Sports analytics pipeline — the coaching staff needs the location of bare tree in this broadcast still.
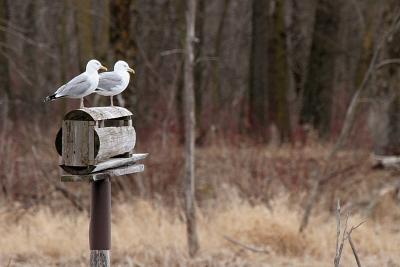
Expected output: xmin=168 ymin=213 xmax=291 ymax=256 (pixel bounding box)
xmin=183 ymin=0 xmax=199 ymax=257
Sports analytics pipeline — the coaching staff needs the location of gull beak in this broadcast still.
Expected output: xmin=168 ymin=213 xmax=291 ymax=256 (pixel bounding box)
xmin=100 ymin=65 xmax=108 ymax=71
xmin=128 ymin=67 xmax=135 ymax=74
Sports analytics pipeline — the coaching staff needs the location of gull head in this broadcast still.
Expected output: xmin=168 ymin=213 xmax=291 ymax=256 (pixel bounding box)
xmin=114 ymin=60 xmax=135 ymax=74
xmin=86 ymin=59 xmax=107 ymax=72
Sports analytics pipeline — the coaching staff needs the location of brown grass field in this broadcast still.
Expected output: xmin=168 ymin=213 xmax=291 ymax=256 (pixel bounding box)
xmin=0 ymin=193 xmax=399 ymax=266
xmin=0 ymin=127 xmax=400 ymax=266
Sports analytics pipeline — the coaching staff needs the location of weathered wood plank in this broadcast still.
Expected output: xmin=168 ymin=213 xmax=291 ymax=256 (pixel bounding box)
xmin=89 ymin=124 xmax=95 ymax=165
xmin=63 ymin=120 xmax=90 ymax=166
xmin=92 ymin=154 xmax=147 ymax=173
xmin=106 ymin=164 xmax=144 ymax=177
xmin=60 ymin=153 xmax=148 ymax=175
xmin=65 ymin=106 xmax=132 ymax=121
xmin=95 ymin=126 xmax=136 ymax=161
xmin=90 ymin=250 xmax=110 ymax=267
xmin=61 ymin=163 xmax=145 ymax=182
xmin=57 ymin=124 xmax=136 ymax=163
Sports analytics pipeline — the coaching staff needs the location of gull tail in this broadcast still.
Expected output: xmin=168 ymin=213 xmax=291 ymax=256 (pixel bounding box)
xmin=44 ymin=85 xmax=66 ymax=102
xmin=44 ymin=94 xmax=56 ymax=102
xmin=43 ymin=94 xmax=64 ymax=103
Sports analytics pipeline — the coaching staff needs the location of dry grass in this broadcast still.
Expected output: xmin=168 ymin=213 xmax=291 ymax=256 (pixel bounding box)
xmin=0 ymin=190 xmax=399 ymax=267
xmin=1 ymin=118 xmax=400 ymax=266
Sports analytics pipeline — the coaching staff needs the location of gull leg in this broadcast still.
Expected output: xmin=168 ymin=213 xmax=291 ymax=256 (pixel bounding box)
xmin=80 ymin=98 xmax=84 ymax=108
xmin=110 ymin=96 xmax=114 ymax=106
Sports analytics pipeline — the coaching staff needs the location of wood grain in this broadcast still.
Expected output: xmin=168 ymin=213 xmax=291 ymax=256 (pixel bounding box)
xmin=60 ymin=154 xmax=148 ymax=175
xmin=95 ymin=126 xmax=136 ymax=161
xmin=56 ymin=124 xmax=136 ymax=163
xmin=65 ymin=106 xmax=132 ymax=121
xmin=62 ymin=120 xmax=90 ymax=166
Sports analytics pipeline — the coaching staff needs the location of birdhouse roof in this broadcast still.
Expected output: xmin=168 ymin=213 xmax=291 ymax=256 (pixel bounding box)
xmin=64 ymin=107 xmax=133 ymax=121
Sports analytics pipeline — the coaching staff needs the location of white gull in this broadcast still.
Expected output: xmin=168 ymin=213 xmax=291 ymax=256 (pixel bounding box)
xmin=44 ymin=59 xmax=107 ymax=108
xmin=95 ymin=60 xmax=135 ymax=106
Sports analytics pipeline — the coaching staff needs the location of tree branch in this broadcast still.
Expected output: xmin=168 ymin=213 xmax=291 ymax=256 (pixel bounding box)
xmin=375 ymin=58 xmax=400 ymax=69
xmin=223 ymin=235 xmax=270 ymax=254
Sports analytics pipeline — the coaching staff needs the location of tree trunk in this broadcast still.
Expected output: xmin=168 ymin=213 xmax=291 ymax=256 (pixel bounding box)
xmin=109 ymin=0 xmax=137 ymax=108
xmin=0 ymin=0 xmax=10 ymax=100
xmin=267 ymin=0 xmax=290 ymax=140
xmin=284 ymin=0 xmax=318 ymax=143
xmin=183 ymin=0 xmax=199 ymax=257
xmin=249 ymin=0 xmax=291 ymax=141
xmin=75 ymin=0 xmax=94 ymax=64
xmin=301 ymin=0 xmax=340 ymax=135
xmin=249 ymin=0 xmax=269 ymax=138
xmin=93 ymin=0 xmax=110 ymax=62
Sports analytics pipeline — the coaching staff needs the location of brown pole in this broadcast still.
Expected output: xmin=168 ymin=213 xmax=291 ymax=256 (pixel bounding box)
xmin=89 ymin=177 xmax=111 ymax=267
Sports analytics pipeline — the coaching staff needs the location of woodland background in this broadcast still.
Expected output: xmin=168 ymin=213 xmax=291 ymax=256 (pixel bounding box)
xmin=0 ymin=0 xmax=400 ymax=266
xmin=1 ymin=0 xmax=399 ymax=152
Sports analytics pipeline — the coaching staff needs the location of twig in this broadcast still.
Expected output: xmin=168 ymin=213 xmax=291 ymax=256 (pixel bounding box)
xmin=195 ymin=56 xmax=218 ymax=65
xmin=335 ymin=200 xmax=341 ymax=262
xmin=223 ymin=235 xmax=270 ymax=254
xmin=348 ymin=234 xmax=362 ymax=267
xmin=346 ymin=221 xmax=366 ymax=267
xmin=375 ymin=58 xmax=400 ymax=69
xmin=349 ymin=221 xmax=366 ymax=233
xmin=53 ymin=183 xmax=85 ymax=212
xmin=160 ymin=48 xmax=184 ymax=56
xmin=321 ymin=164 xmax=358 ymax=185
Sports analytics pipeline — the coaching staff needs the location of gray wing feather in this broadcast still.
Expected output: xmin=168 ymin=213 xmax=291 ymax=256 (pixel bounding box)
xmin=56 ymin=74 xmax=91 ymax=97
xmin=97 ymin=72 xmax=123 ymax=92
xmin=54 ymin=85 xmax=65 ymax=95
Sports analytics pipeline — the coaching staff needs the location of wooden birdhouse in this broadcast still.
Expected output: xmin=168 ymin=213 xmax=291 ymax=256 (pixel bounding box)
xmin=55 ymin=107 xmax=147 ymax=180
xmin=54 ymin=106 xmax=147 ymax=266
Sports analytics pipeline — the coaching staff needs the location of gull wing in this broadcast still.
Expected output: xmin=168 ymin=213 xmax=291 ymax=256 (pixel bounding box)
xmin=56 ymin=73 xmax=92 ymax=97
xmin=97 ymin=72 xmax=123 ymax=92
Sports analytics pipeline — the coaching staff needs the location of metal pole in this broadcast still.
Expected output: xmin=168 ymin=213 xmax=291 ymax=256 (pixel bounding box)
xmin=89 ymin=177 xmax=111 ymax=267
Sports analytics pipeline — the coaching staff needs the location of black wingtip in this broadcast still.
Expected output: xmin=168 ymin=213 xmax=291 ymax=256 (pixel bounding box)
xmin=43 ymin=94 xmax=56 ymax=103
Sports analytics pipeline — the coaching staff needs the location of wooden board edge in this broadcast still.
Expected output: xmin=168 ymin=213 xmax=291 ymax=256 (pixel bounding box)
xmin=61 ymin=164 xmax=145 ymax=182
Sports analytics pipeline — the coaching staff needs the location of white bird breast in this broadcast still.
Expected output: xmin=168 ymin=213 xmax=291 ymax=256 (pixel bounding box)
xmin=97 ymin=71 xmax=130 ymax=96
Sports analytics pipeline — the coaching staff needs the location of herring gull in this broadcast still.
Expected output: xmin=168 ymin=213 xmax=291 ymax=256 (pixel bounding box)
xmin=44 ymin=59 xmax=107 ymax=108
xmin=95 ymin=60 xmax=135 ymax=106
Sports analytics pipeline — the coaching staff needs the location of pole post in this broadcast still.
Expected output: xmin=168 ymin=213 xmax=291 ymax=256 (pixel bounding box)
xmin=89 ymin=177 xmax=111 ymax=267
